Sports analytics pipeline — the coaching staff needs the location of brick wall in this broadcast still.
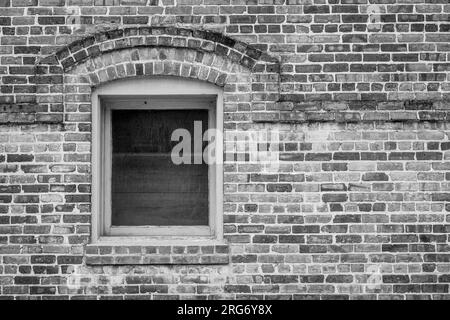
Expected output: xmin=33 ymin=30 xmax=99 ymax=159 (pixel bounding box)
xmin=0 ymin=0 xmax=450 ymax=300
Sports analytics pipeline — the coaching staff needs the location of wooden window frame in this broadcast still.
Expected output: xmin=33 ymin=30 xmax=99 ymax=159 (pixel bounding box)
xmin=91 ymin=77 xmax=224 ymax=244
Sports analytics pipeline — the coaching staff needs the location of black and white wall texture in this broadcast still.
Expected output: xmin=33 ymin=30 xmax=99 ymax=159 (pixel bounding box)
xmin=0 ymin=0 xmax=450 ymax=300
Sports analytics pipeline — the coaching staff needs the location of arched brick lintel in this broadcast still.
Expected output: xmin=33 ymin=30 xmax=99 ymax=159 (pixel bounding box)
xmin=33 ymin=28 xmax=282 ymax=124
xmin=40 ymin=27 xmax=280 ymax=74
xmin=64 ymin=46 xmax=251 ymax=92
xmin=61 ymin=45 xmax=281 ymax=116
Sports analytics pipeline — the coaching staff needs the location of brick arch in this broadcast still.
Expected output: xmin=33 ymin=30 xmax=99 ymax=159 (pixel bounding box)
xmin=60 ymin=45 xmax=256 ymax=114
xmin=40 ymin=27 xmax=279 ymax=74
xmin=33 ymin=27 xmax=282 ymax=123
xmin=67 ymin=46 xmax=242 ymax=89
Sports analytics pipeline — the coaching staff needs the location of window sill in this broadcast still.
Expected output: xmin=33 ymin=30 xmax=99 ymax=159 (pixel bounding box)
xmin=84 ymin=243 xmax=229 ymax=266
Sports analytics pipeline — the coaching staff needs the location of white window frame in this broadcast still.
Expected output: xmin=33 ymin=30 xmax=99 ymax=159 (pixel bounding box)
xmin=91 ymin=77 xmax=224 ymax=244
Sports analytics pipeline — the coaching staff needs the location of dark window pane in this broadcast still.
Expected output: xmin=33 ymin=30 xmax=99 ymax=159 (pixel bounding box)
xmin=111 ymin=109 xmax=209 ymax=226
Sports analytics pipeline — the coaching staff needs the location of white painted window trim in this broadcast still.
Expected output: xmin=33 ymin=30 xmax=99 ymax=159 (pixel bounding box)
xmin=91 ymin=77 xmax=224 ymax=244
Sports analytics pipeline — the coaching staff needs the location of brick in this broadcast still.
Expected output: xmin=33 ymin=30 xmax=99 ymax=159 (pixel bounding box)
xmin=322 ymin=194 xmax=348 ymax=203
xmin=305 ymin=153 xmax=332 ymax=161
xmin=321 ymin=183 xmax=347 ymax=192
xmin=383 ymin=275 xmax=410 ymax=283
xmin=30 ymin=286 xmax=56 ymax=295
xmin=57 ymin=256 xmax=83 ymax=264
xmin=333 ymin=153 xmax=360 ymax=161
xmin=362 ymin=173 xmax=389 ymax=182
xmin=31 ymin=255 xmax=56 ymax=264
xmin=231 ymin=255 xmax=257 ymax=263
xmin=432 ymin=194 xmax=450 ymax=201
xmin=253 ymin=235 xmax=277 ymax=243
xmin=416 ymin=152 xmax=442 ymax=160
xmin=14 ymin=276 xmax=40 ymax=285
xmin=293 ymin=225 xmax=320 ymax=234
xmin=267 ymin=184 xmax=292 ymax=192
xmin=326 ymin=275 xmax=353 ymax=283
xmin=300 ymin=276 xmax=324 ymax=283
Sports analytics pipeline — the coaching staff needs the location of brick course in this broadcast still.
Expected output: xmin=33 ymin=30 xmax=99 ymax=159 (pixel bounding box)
xmin=0 ymin=0 xmax=450 ymax=300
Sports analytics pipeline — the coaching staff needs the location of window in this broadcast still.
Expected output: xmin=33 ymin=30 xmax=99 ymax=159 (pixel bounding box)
xmin=92 ymin=78 xmax=223 ymax=242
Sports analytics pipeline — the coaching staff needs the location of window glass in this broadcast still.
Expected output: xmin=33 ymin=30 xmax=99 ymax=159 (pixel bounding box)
xmin=111 ymin=109 xmax=209 ymax=226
